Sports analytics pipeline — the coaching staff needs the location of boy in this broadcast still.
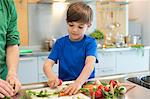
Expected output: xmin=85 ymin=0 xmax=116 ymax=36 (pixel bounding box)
xmin=43 ymin=2 xmax=97 ymax=95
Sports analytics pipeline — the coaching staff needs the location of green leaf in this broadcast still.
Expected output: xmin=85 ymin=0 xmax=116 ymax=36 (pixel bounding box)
xmin=89 ymin=30 xmax=104 ymax=40
xmin=120 ymin=87 xmax=124 ymax=91
xmin=101 ymin=82 xmax=108 ymax=86
xmin=80 ymin=88 xmax=90 ymax=96
xmin=93 ymin=86 xmax=97 ymax=92
xmin=4 ymin=97 xmax=11 ymax=99
xmin=85 ymin=81 xmax=95 ymax=84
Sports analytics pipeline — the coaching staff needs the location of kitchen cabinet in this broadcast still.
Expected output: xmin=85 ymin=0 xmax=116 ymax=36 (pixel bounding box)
xmin=116 ymin=49 xmax=149 ymax=74
xmin=14 ymin=0 xmax=29 ymax=46
xmin=18 ymin=57 xmax=38 ymax=84
xmin=96 ymin=48 xmax=150 ymax=77
xmin=95 ymin=51 xmax=116 ymax=77
xmin=17 ymin=47 xmax=150 ymax=84
xmin=38 ymin=56 xmax=59 ymax=82
xmin=18 ymin=55 xmax=59 ymax=84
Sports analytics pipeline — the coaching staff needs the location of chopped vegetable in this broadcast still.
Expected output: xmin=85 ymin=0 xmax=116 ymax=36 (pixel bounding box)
xmin=104 ymin=85 xmax=110 ymax=92
xmin=4 ymin=97 xmax=10 ymax=99
xmin=95 ymin=89 xmax=103 ymax=98
xmin=58 ymin=79 xmax=63 ymax=86
xmin=26 ymin=90 xmax=59 ymax=97
xmin=94 ymin=80 xmax=101 ymax=85
xmin=98 ymin=85 xmax=104 ymax=90
xmin=82 ymin=80 xmax=127 ymax=98
xmin=59 ymin=92 xmax=68 ymax=96
xmin=109 ymin=80 xmax=117 ymax=87
xmin=118 ymin=86 xmax=127 ymax=94
xmin=25 ymin=80 xmax=127 ymax=99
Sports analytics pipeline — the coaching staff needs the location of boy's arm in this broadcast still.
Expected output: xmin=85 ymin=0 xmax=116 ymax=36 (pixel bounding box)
xmin=43 ymin=59 xmax=58 ymax=80
xmin=43 ymin=59 xmax=60 ymax=88
xmin=64 ymin=56 xmax=96 ymax=95
xmin=75 ymin=56 xmax=96 ymax=85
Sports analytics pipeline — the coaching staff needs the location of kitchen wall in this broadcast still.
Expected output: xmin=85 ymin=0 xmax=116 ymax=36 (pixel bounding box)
xmin=28 ymin=1 xmax=97 ymax=47
xmin=128 ymin=0 xmax=150 ymax=46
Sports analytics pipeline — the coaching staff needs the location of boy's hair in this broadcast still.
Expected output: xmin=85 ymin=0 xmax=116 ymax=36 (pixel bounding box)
xmin=66 ymin=2 xmax=93 ymax=24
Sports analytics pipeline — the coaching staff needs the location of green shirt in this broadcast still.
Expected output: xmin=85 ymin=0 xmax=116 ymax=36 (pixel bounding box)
xmin=0 ymin=0 xmax=20 ymax=79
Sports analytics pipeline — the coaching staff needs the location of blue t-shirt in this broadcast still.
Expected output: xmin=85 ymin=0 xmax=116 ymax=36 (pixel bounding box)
xmin=48 ymin=35 xmax=97 ymax=81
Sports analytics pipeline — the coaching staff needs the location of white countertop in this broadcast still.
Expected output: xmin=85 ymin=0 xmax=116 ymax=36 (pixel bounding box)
xmin=98 ymin=46 xmax=150 ymax=52
xmin=19 ymin=46 xmax=150 ymax=57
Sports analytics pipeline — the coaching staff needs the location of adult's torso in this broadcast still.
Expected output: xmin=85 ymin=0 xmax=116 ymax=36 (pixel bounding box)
xmin=0 ymin=0 xmax=12 ymax=78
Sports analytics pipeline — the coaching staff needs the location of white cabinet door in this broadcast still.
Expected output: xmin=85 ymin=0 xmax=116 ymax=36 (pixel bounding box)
xmin=97 ymin=51 xmax=116 ymax=68
xmin=38 ymin=56 xmax=58 ymax=82
xmin=116 ymin=49 xmax=149 ymax=74
xmin=95 ymin=51 xmax=116 ymax=77
xmin=38 ymin=56 xmax=47 ymax=74
xmin=18 ymin=57 xmax=38 ymax=84
xmin=95 ymin=66 xmax=116 ymax=77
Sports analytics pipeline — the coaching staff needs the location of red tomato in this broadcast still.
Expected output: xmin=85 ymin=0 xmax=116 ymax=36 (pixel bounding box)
xmin=95 ymin=89 xmax=103 ymax=98
xmin=104 ymin=86 xmax=109 ymax=92
xmin=58 ymin=79 xmax=62 ymax=86
xmin=98 ymin=85 xmax=103 ymax=90
xmin=89 ymin=89 xmax=94 ymax=97
xmin=109 ymin=80 xmax=117 ymax=87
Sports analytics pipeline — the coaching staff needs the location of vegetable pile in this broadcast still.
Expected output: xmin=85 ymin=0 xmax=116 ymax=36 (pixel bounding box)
xmin=25 ymin=80 xmax=127 ymax=99
xmin=80 ymin=80 xmax=127 ymax=99
xmin=26 ymin=90 xmax=59 ymax=97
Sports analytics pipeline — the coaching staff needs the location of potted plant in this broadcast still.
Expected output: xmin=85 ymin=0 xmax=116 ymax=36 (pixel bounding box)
xmin=89 ymin=30 xmax=104 ymax=45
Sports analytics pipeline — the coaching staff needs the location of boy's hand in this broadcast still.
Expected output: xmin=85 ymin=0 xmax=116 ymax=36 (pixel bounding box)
xmin=63 ymin=82 xmax=82 ymax=95
xmin=47 ymin=79 xmax=62 ymax=88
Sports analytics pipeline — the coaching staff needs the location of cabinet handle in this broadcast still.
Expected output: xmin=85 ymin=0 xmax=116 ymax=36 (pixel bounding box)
xmin=101 ymin=52 xmax=112 ymax=56
xmin=118 ymin=52 xmax=122 ymax=54
xmin=101 ymin=69 xmax=114 ymax=72
xmin=42 ymin=76 xmax=47 ymax=80
xmin=41 ymin=57 xmax=47 ymax=60
xmin=20 ymin=58 xmax=34 ymax=61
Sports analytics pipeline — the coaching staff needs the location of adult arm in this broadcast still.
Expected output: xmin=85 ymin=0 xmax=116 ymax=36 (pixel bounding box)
xmin=6 ymin=45 xmax=21 ymax=94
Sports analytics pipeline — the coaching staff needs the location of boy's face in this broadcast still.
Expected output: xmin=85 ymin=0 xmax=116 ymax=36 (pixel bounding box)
xmin=67 ymin=22 xmax=90 ymax=41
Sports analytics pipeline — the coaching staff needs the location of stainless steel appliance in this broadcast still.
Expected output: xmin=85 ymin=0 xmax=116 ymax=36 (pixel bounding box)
xmin=127 ymin=76 xmax=150 ymax=89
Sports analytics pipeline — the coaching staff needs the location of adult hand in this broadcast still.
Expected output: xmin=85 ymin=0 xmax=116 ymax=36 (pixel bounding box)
xmin=0 ymin=79 xmax=14 ymax=98
xmin=6 ymin=74 xmax=21 ymax=95
xmin=63 ymin=82 xmax=82 ymax=95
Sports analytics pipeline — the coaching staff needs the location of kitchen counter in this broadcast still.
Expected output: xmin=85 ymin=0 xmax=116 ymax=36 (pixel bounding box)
xmin=12 ymin=75 xmax=150 ymax=99
xmin=98 ymin=46 xmax=150 ymax=52
xmin=20 ymin=50 xmax=50 ymax=57
xmin=95 ymin=75 xmax=150 ymax=99
xmin=125 ymin=81 xmax=150 ymax=99
xmin=19 ymin=46 xmax=150 ymax=57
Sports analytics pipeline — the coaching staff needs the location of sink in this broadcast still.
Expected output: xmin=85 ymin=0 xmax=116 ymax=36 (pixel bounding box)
xmin=140 ymin=76 xmax=150 ymax=84
xmin=127 ymin=75 xmax=150 ymax=89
